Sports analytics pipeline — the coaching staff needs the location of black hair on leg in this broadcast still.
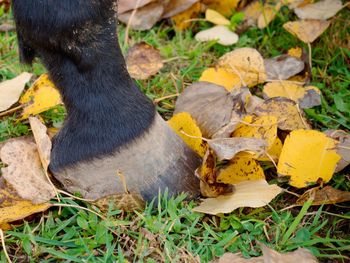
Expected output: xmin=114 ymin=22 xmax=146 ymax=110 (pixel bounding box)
xmin=12 ymin=0 xmax=156 ymax=172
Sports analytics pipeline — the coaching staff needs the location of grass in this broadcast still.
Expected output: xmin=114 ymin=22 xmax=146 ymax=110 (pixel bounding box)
xmin=0 ymin=4 xmax=350 ymax=263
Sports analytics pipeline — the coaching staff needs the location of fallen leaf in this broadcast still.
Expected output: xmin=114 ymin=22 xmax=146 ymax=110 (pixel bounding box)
xmin=242 ymin=0 xmax=263 ymax=27
xmin=167 ymin=112 xmax=207 ymax=157
xmin=294 ymin=0 xmax=343 ymax=20
xmin=264 ymin=55 xmax=305 ymax=80
xmin=118 ymin=0 xmax=154 ymax=14
xmin=202 ymin=0 xmax=240 ymax=17
xmin=0 ymin=201 xmax=51 ymax=225
xmin=20 ymin=74 xmax=62 ymax=120
xmin=0 ymin=137 xmax=56 ymax=204
xmin=258 ymin=137 xmax=283 ymax=162
xmin=163 ymin=0 xmax=199 ymax=18
xmin=0 ymin=72 xmax=32 ymax=112
xmin=205 ymin=9 xmax=230 ymax=25
xmin=126 ymin=42 xmax=164 ymax=80
xmin=118 ymin=1 xmax=164 ymax=31
xmin=193 ymin=180 xmax=282 ymax=215
xmin=296 ymin=186 xmax=350 ymax=206
xmin=288 ymin=47 xmax=303 ymax=58
xmin=199 ymin=67 xmax=240 ymax=91
xmin=218 ymin=48 xmax=267 ymax=87
xmin=172 ymin=2 xmax=201 ymax=30
xmin=232 ymin=115 xmax=278 ymax=149
xmin=254 ymin=97 xmax=311 ymax=130
xmin=197 ymin=150 xmax=234 ymax=197
xmin=208 ymin=137 xmax=268 ymax=161
xmin=0 ymin=178 xmax=51 ymax=225
xmin=217 ymin=246 xmax=317 ymax=263
xmin=278 ymin=130 xmax=341 ymax=188
xmin=263 ymin=82 xmax=321 ymax=108
xmin=195 ymin=25 xmax=239 ymax=46
xmin=29 ymin=117 xmax=52 ymax=171
xmin=217 ymin=155 xmax=265 ymax=184
xmin=283 ymin=19 xmax=331 ymax=43
xmin=245 ymin=95 xmax=264 ymax=114
xmin=174 ymin=82 xmax=237 ymax=138
xmin=325 ymin=130 xmax=350 ymax=172
xmin=257 ymin=1 xmax=282 ymax=29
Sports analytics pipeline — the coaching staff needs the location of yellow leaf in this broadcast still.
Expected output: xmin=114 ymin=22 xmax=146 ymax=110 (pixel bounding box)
xmin=283 ymin=19 xmax=331 ymax=43
xmin=193 ymin=180 xmax=282 ymax=215
xmin=20 ymin=74 xmax=62 ymax=119
xmin=202 ymin=0 xmax=240 ymax=16
xmin=258 ymin=137 xmax=283 ymax=162
xmin=218 ymin=48 xmax=267 ymax=88
xmin=172 ymin=2 xmax=201 ymax=30
xmin=263 ymin=81 xmax=306 ymax=101
xmin=0 ymin=181 xmax=51 ymax=225
xmin=167 ymin=112 xmax=207 ymax=157
xmin=263 ymin=81 xmax=321 ymax=108
xmin=255 ymin=97 xmax=311 ymax=130
xmin=0 ymin=201 xmax=51 ymax=225
xmin=288 ymin=47 xmax=303 ymax=58
xmin=199 ymin=67 xmax=240 ymax=91
xmin=205 ymin=9 xmax=230 ymax=25
xmin=217 ymin=155 xmax=265 ymax=184
xmin=232 ymin=115 xmax=278 ymax=149
xmin=278 ymin=130 xmax=341 ymax=188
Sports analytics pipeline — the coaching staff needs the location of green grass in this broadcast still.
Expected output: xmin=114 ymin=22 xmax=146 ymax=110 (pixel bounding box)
xmin=0 ymin=4 xmax=350 ymax=263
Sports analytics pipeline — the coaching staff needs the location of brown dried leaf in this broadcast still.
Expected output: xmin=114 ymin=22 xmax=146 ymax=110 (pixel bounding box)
xmin=216 ymin=246 xmax=317 ymax=263
xmin=126 ymin=42 xmax=164 ymax=80
xmin=264 ymin=55 xmax=305 ymax=80
xmin=174 ymin=82 xmax=237 ymax=138
xmin=29 ymin=117 xmax=52 ymax=171
xmin=118 ymin=0 xmax=155 ymax=14
xmin=296 ymin=186 xmax=350 ymax=206
xmin=163 ymin=0 xmax=199 ymax=18
xmin=283 ymin=19 xmax=331 ymax=43
xmin=0 ymin=137 xmax=55 ymax=204
xmin=118 ymin=2 xmax=164 ymax=31
xmin=208 ymin=137 xmax=268 ymax=161
xmin=325 ymin=130 xmax=350 ymax=172
xmin=254 ymin=97 xmax=311 ymax=130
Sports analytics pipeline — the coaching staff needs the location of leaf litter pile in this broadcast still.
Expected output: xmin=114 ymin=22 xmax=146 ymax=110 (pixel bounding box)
xmin=0 ymin=0 xmax=349 ymax=261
